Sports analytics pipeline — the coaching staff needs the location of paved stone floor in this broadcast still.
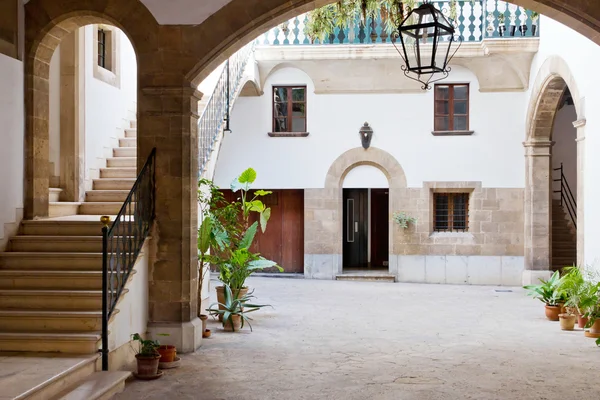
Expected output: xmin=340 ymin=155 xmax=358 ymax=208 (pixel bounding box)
xmin=116 ymin=277 xmax=600 ymax=400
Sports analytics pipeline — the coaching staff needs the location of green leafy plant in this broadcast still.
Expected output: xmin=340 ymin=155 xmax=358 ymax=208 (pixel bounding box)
xmin=497 ymin=13 xmax=505 ymax=25
xmin=198 ymin=169 xmax=283 ymax=299
xmin=131 ymin=333 xmax=161 ymax=356
xmin=393 ymin=211 xmax=417 ymax=229
xmin=530 ymin=11 xmax=539 ymax=22
xmin=207 ymin=284 xmax=272 ymax=331
xmin=523 ymin=270 xmax=566 ymax=306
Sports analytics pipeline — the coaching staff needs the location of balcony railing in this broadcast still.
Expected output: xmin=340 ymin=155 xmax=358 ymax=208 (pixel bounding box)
xmin=260 ymin=0 xmax=539 ymax=46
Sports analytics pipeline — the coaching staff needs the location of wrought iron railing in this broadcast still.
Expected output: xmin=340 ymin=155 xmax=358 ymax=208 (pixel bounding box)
xmin=100 ymin=147 xmax=156 ymax=371
xmin=198 ymin=41 xmax=255 ymax=175
xmin=553 ymin=162 xmax=577 ymax=229
xmin=261 ymin=0 xmax=539 ymax=46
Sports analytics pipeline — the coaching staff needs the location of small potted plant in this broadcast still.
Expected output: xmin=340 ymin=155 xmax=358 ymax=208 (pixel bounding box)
xmin=523 ymin=271 xmax=565 ymax=321
xmin=559 ymin=306 xmax=577 ymax=331
xmin=497 ymin=13 xmax=506 ymax=37
xmin=156 ymin=333 xmax=175 ymax=363
xmin=393 ymin=212 xmax=417 ymax=229
xmin=531 ymin=11 xmax=539 ymax=36
xmin=132 ymin=333 xmax=162 ymax=379
xmin=208 ymin=284 xmax=271 ymax=332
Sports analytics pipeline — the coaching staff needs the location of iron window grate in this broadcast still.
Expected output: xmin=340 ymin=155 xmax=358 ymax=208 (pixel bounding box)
xmin=433 ymin=193 xmax=469 ymax=232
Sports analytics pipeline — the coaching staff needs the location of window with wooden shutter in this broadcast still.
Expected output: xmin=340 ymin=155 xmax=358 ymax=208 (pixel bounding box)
xmin=433 ymin=193 xmax=470 ymax=232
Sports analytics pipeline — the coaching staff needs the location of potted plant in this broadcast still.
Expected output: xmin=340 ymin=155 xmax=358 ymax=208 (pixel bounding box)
xmin=393 ymin=211 xmax=417 ymax=229
xmin=208 ymin=284 xmax=271 ymax=332
xmin=131 ymin=333 xmax=162 ymax=379
xmin=205 ymin=168 xmax=283 ymax=319
xmin=523 ymin=270 xmax=565 ymax=321
xmin=559 ymin=307 xmax=577 ymax=331
xmin=531 ymin=11 xmax=539 ymax=36
xmin=497 ymin=13 xmax=506 ymax=37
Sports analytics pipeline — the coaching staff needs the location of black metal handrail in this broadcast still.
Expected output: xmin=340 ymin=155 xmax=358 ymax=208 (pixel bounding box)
xmin=100 ymin=147 xmax=156 ymax=371
xmin=553 ymin=162 xmax=577 ymax=229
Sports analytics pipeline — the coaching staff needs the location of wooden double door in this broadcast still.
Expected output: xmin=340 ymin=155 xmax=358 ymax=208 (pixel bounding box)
xmin=343 ymin=188 xmax=389 ymax=269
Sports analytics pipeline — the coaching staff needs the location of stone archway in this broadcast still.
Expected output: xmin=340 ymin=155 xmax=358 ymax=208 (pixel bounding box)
xmin=523 ymin=56 xmax=583 ymax=283
xmin=304 ymin=147 xmax=406 ymax=279
xmin=24 ymin=0 xmax=204 ymax=351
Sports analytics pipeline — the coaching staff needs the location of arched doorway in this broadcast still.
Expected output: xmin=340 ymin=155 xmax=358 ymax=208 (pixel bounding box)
xmin=524 ymin=56 xmax=584 ymax=283
xmin=342 ymin=165 xmax=389 ymax=271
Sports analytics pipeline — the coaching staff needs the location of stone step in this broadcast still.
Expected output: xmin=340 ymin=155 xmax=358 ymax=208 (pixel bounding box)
xmin=0 ymin=270 xmax=102 ymax=290
xmin=9 ymin=236 xmax=103 ymax=252
xmin=0 ymin=289 xmax=125 ymax=310
xmin=85 ymin=190 xmax=130 ymax=203
xmin=100 ymin=167 xmax=136 ymax=179
xmin=336 ymin=274 xmax=396 ymax=282
xmin=79 ymin=202 xmax=133 ymax=215
xmin=0 ymin=253 xmax=102 ymax=270
xmin=20 ymin=220 xmax=115 ymax=236
xmin=107 ymin=157 xmax=136 ymax=168
xmin=130 ymin=120 xmax=137 ymax=129
xmin=124 ymin=128 xmax=137 ymax=138
xmin=0 ymin=310 xmax=105 ymax=332
xmin=0 ymin=332 xmax=100 ymax=354
xmin=53 ymin=371 xmax=131 ymax=400
xmin=93 ymin=178 xmax=135 ymax=190
xmin=113 ymin=147 xmax=136 ymax=157
xmin=49 ymin=202 xmax=81 ymax=218
xmin=118 ymin=138 xmax=136 ymax=148
xmin=50 ymin=188 xmax=63 ymax=202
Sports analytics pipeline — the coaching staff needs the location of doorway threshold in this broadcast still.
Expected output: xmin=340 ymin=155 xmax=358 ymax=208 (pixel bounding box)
xmin=336 ymin=270 xmax=395 ymax=282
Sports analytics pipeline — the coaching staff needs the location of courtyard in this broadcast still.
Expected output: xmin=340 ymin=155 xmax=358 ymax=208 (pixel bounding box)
xmin=116 ymin=277 xmax=600 ymax=400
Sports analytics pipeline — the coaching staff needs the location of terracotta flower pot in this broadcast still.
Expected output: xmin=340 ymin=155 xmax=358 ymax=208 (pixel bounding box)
xmin=578 ymin=315 xmax=589 ymax=329
xmin=203 ymin=329 xmax=212 ymax=338
xmin=590 ymin=319 xmax=600 ymax=334
xmin=216 ymin=286 xmax=248 ymax=322
xmin=200 ymin=314 xmax=208 ymax=332
xmin=223 ymin=314 xmax=242 ymax=332
xmin=559 ymin=314 xmax=577 ymax=331
xmin=136 ymin=354 xmax=161 ymax=377
xmin=545 ymin=305 xmax=561 ymax=321
xmin=157 ymin=345 xmax=176 ymax=363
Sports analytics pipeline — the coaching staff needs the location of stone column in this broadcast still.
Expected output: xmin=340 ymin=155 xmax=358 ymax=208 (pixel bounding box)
xmin=573 ymin=119 xmax=586 ymax=267
xmin=59 ymin=30 xmax=85 ymax=202
xmin=139 ymin=85 xmax=202 ymax=352
xmin=523 ymin=139 xmax=553 ymax=285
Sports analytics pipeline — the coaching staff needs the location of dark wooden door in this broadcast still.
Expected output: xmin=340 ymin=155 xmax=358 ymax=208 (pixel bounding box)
xmin=220 ymin=189 xmax=304 ymax=273
xmin=371 ymin=189 xmax=389 ymax=268
xmin=343 ymin=189 xmax=368 ymax=269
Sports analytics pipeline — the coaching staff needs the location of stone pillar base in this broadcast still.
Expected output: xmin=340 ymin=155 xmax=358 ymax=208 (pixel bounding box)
xmin=147 ymin=318 xmax=203 ymax=353
xmin=522 ymin=270 xmax=553 ymax=286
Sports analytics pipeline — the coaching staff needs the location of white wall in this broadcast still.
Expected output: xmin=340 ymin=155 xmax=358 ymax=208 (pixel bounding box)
xmin=84 ymin=26 xmax=137 ymax=184
xmin=214 ymin=66 xmax=527 ymax=189
xmin=551 ymin=104 xmax=577 ymax=200
xmin=0 ymin=54 xmax=24 ymax=244
xmin=528 ymin=17 xmax=600 ymax=269
xmin=49 ymin=47 xmax=61 ymax=178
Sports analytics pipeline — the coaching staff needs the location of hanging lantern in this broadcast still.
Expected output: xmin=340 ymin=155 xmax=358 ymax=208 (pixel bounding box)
xmin=395 ymin=2 xmax=461 ymax=90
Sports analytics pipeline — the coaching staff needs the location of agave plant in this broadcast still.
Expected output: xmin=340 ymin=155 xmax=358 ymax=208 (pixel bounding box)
xmin=207 ymin=284 xmax=272 ymax=331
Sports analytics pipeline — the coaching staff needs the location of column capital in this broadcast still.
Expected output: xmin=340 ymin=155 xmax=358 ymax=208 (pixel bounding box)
xmin=522 ymin=139 xmax=554 ymax=148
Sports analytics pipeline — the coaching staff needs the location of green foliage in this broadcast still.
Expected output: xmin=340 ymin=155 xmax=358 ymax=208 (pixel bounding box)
xmin=131 ymin=333 xmax=161 ymax=356
xmin=198 ymin=169 xmax=283 ymax=299
xmin=523 ymin=270 xmax=566 ymax=306
xmin=393 ymin=211 xmax=417 ymax=229
xmin=207 ymin=284 xmax=272 ymax=331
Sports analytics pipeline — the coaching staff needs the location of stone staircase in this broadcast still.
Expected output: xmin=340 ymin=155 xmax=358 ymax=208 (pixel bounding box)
xmin=0 ymin=123 xmax=138 ymax=399
xmin=49 ymin=122 xmax=137 ymax=217
xmin=552 ymin=199 xmax=577 ymax=271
